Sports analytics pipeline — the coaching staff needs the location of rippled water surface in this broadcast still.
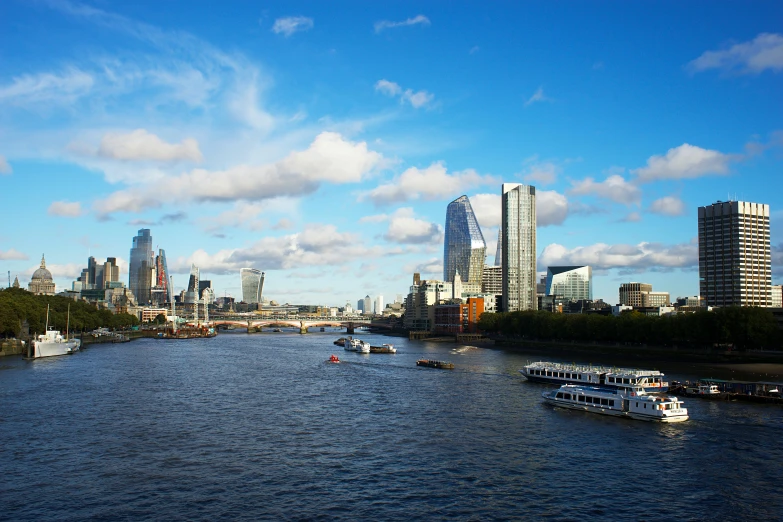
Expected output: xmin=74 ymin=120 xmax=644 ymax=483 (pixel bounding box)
xmin=2 ymin=331 xmax=782 ymax=521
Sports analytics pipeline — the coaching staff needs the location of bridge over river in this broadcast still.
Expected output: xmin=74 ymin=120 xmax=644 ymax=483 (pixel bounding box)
xmin=187 ymin=316 xmax=382 ymax=334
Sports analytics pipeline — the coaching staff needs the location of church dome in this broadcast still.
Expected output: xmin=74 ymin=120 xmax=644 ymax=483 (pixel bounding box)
xmin=31 ymin=255 xmax=53 ymax=281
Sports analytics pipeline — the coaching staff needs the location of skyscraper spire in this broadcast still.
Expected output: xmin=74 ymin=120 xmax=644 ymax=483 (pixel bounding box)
xmin=495 ymin=227 xmax=502 ymax=267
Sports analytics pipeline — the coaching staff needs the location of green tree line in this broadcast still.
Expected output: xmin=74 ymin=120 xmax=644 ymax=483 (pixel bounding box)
xmin=477 ymin=307 xmax=782 ymax=351
xmin=0 ymin=288 xmax=139 ymax=338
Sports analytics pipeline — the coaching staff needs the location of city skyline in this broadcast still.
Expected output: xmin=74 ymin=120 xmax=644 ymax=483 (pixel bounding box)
xmin=1 ymin=2 xmax=782 ymax=306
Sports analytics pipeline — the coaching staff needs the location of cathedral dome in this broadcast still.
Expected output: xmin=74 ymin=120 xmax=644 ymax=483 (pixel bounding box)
xmin=31 ymin=255 xmax=53 ymax=282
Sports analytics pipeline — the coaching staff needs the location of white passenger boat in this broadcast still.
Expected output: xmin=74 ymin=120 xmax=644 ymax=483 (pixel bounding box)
xmin=520 ymin=361 xmax=668 ymax=392
xmin=343 ymin=338 xmax=370 ymax=353
xmin=542 ymin=384 xmax=688 ymax=423
xmin=32 ymin=305 xmax=81 ymax=358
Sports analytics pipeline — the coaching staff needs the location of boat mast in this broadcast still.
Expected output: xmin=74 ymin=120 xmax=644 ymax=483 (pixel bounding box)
xmin=45 ymin=304 xmax=50 ymax=332
xmin=66 ymin=303 xmax=70 ymax=341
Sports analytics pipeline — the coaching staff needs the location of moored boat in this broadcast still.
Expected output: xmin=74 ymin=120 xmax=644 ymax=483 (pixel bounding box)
xmin=370 ymin=343 xmax=396 ymax=353
xmin=416 ymin=359 xmax=454 ymax=370
xmin=684 ymin=383 xmax=722 ymax=398
xmin=520 ymin=361 xmax=668 ymax=392
xmin=541 ymin=384 xmax=688 ymax=423
xmin=344 ymin=338 xmax=371 ymax=353
xmin=31 ymin=304 xmax=81 ymax=358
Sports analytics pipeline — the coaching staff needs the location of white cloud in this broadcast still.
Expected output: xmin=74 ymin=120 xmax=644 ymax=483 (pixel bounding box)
xmin=621 ymin=211 xmax=642 ymax=223
xmin=569 ymin=174 xmax=641 ymax=204
xmin=48 ymin=201 xmax=85 ymax=217
xmin=0 ymin=155 xmax=11 ymax=174
xmin=375 ymin=79 xmax=434 ymax=108
xmin=383 ymin=208 xmax=443 ymax=245
xmin=97 ymin=129 xmax=203 ymax=162
xmin=375 ymin=79 xmax=402 ymax=97
xmin=0 ymin=68 xmax=94 ymax=106
xmin=94 ymin=132 xmax=383 ymax=216
xmin=538 ymin=241 xmax=697 ymax=272
xmin=469 ymin=194 xmax=502 ymax=229
xmin=537 ymin=190 xmax=569 ymax=227
xmin=404 ymin=258 xmax=443 ymax=278
xmin=272 ymin=16 xmax=314 ymax=37
xmin=632 ymin=143 xmax=733 ymax=182
xmin=524 ymin=86 xmax=552 ymax=107
xmin=0 ymin=249 xmax=28 ymax=260
xmin=649 ymin=196 xmax=686 ymax=216
xmin=361 ymin=162 xmax=498 ymax=205
xmin=374 ymin=15 xmax=430 ymax=33
xmin=522 ymin=160 xmax=560 ymax=185
xmin=687 ymin=33 xmax=783 ymax=74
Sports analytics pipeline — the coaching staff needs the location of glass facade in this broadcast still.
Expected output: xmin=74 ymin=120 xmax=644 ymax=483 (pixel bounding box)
xmin=129 ymin=229 xmax=154 ymax=305
xmin=545 ymin=266 xmax=592 ymax=301
xmin=240 ymin=268 xmax=265 ymax=304
xmin=155 ymin=249 xmax=171 ymax=303
xmin=443 ymin=195 xmax=486 ymax=286
xmin=185 ymin=264 xmax=200 ymax=303
xmin=502 ymin=183 xmax=537 ymax=312
xmin=494 ymin=227 xmax=502 ymax=267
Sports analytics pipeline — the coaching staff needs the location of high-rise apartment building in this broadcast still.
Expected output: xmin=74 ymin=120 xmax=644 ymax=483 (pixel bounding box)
xmin=546 ymin=266 xmax=592 ymax=301
xmin=129 ymin=229 xmax=154 ymax=305
xmin=481 ymin=265 xmax=502 ymax=295
xmin=502 ymin=183 xmax=537 ymax=312
xmin=240 ymin=268 xmax=265 ymax=304
xmin=698 ymin=200 xmax=771 ymax=307
xmin=772 ymin=285 xmax=782 ymax=308
xmin=443 ymin=195 xmax=486 ymax=293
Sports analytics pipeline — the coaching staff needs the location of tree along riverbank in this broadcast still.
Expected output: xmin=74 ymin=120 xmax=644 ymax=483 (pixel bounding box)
xmin=478 ymin=307 xmax=782 ymax=352
xmin=0 ymin=288 xmax=139 ymax=339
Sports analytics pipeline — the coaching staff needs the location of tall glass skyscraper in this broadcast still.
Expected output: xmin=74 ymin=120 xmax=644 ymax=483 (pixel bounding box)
xmin=129 ymin=229 xmax=154 ymax=305
xmin=155 ymin=249 xmax=171 ymax=303
xmin=443 ymin=195 xmax=486 ymax=288
xmin=240 ymin=268 xmax=265 ymax=304
xmin=185 ymin=264 xmax=200 ymax=303
xmin=502 ymin=183 xmax=537 ymax=312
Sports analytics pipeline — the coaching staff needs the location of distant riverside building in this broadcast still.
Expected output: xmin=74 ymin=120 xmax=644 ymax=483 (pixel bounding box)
xmin=444 ymin=195 xmax=486 ymax=294
xmin=374 ymin=295 xmax=384 ymax=314
xmin=154 ymin=249 xmax=171 ymax=304
xmin=545 ymin=266 xmax=592 ymax=301
xmin=698 ymin=200 xmax=771 ymax=307
xmin=481 ymin=265 xmax=502 ymax=295
xmin=363 ymin=295 xmax=371 ymax=315
xmin=29 ymin=254 xmax=55 ymax=295
xmin=404 ymin=275 xmax=453 ymax=331
xmin=618 ymin=282 xmax=670 ymax=307
xmin=772 ymin=285 xmax=782 ymax=308
xmin=240 ymin=268 xmax=265 ymax=304
xmin=675 ymin=296 xmax=702 ymax=308
xmin=502 ymin=183 xmax=537 ymax=312
xmin=129 ymin=229 xmax=154 ymax=305
xmin=434 ymin=297 xmax=485 ymax=334
xmin=185 ymin=264 xmax=200 ymax=304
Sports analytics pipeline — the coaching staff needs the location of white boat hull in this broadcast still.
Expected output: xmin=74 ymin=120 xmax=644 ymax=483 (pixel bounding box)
xmin=34 ymin=339 xmax=81 ymax=358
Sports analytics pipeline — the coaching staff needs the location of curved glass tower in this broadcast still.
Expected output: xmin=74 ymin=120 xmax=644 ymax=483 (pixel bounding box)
xmin=443 ymin=195 xmax=486 ymax=288
xmin=240 ymin=268 xmax=265 ymax=304
xmin=129 ymin=229 xmax=154 ymax=305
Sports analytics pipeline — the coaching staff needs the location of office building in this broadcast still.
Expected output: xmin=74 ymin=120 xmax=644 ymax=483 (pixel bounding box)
xmin=185 ymin=264 xmax=200 ymax=304
xmin=240 ymin=268 xmax=265 ymax=304
xmin=698 ymin=200 xmax=771 ymax=307
xmin=444 ymin=195 xmax=486 ymax=293
xmin=129 ymin=229 xmax=154 ymax=305
xmin=619 ymin=282 xmax=670 ymax=307
xmin=374 ymin=295 xmax=384 ymax=314
xmin=363 ymin=295 xmax=372 ymax=315
xmin=546 ymin=266 xmax=592 ymax=301
xmin=772 ymin=285 xmax=782 ymax=308
xmin=502 ymin=183 xmax=537 ymax=312
xmin=155 ymin=250 xmax=172 ymax=304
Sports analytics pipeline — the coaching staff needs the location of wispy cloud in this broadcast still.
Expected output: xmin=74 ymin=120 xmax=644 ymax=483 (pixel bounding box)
xmin=648 ymin=196 xmax=686 ymax=216
xmin=0 ymin=248 xmax=28 ymax=261
xmin=0 ymin=155 xmax=11 ymax=174
xmin=374 ymin=79 xmax=434 ymax=108
xmin=96 ymin=129 xmax=203 ymax=163
xmin=374 ymin=15 xmax=430 ymax=34
xmin=524 ymin=86 xmax=552 ymax=107
xmin=272 ymin=16 xmax=314 ymax=37
xmin=687 ymin=33 xmax=783 ymax=75
xmin=0 ymin=68 xmax=94 ymax=107
xmin=569 ymin=175 xmax=641 ymax=205
xmin=48 ymin=201 xmax=85 ymax=217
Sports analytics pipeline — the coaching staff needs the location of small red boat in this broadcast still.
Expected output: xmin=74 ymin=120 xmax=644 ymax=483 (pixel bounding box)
xmin=328 ymin=354 xmax=340 ymax=364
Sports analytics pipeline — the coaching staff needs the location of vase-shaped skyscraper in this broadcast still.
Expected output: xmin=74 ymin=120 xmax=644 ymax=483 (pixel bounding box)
xmin=240 ymin=268 xmax=265 ymax=304
xmin=443 ymin=195 xmax=486 ymax=294
xmin=502 ymin=184 xmax=537 ymax=311
xmin=129 ymin=229 xmax=154 ymax=305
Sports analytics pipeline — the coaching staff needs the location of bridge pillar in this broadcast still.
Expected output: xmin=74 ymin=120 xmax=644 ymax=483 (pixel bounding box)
xmin=299 ymin=321 xmax=308 ymax=334
xmin=346 ymin=322 xmax=355 ymax=335
xmin=247 ymin=321 xmax=261 ymax=333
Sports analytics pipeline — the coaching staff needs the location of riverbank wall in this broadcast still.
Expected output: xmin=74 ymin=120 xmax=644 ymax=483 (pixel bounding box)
xmin=0 ymin=339 xmax=26 ymax=357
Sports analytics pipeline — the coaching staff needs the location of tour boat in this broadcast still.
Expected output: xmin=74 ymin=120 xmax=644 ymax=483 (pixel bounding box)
xmin=520 ymin=361 xmax=668 ymax=392
xmin=32 ymin=305 xmax=81 ymax=358
xmin=416 ymin=359 xmax=454 ymax=370
xmin=344 ymin=338 xmax=371 ymax=353
xmin=327 ymin=354 xmax=340 ymax=364
xmin=684 ymin=383 xmax=722 ymax=398
xmin=370 ymin=343 xmax=396 ymax=353
xmin=542 ymin=384 xmax=688 ymax=423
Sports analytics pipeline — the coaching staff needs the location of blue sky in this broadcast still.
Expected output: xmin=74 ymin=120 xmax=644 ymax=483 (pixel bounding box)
xmin=1 ymin=0 xmax=782 ymax=306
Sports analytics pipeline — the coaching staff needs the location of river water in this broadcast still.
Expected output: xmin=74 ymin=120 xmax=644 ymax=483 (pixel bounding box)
xmin=1 ymin=331 xmax=781 ymax=520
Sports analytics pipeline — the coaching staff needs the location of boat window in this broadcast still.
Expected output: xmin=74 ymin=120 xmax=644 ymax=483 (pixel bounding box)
xmin=556 ymin=392 xmax=563 ymax=399
xmin=609 ymin=400 xmax=615 ymax=407
xmin=578 ymin=396 xmax=585 ymax=402
xmin=601 ymin=398 xmax=609 ymax=406
xmin=586 ymin=397 xmax=594 ymax=403
xmin=636 ymin=402 xmax=639 ymax=407
xmin=563 ymin=393 xmax=571 ymax=400
xmin=644 ymin=404 xmax=647 ymax=408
